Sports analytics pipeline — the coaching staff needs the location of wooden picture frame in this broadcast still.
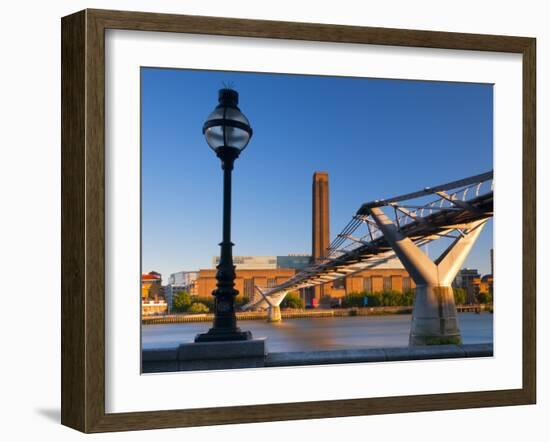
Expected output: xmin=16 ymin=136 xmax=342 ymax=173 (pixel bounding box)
xmin=61 ymin=8 xmax=536 ymax=433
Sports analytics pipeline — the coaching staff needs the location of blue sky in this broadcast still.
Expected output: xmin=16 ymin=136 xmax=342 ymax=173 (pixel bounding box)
xmin=141 ymin=68 xmax=493 ymax=281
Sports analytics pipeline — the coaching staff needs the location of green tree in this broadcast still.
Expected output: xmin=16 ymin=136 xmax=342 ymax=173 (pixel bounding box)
xmin=342 ymin=292 xmax=368 ymax=308
xmin=453 ymin=287 xmax=467 ymax=305
xmin=401 ymin=289 xmax=415 ymax=306
xmin=172 ymin=290 xmax=191 ymax=312
xmin=342 ymin=290 xmax=414 ymax=308
xmin=365 ymin=293 xmax=381 ymax=307
xmin=477 ymin=292 xmax=493 ymax=304
xmin=193 ymin=296 xmax=215 ymax=311
xmin=281 ymin=292 xmax=304 ymax=309
xmin=188 ymin=302 xmax=210 ymax=313
xmin=380 ymin=290 xmax=403 ymax=306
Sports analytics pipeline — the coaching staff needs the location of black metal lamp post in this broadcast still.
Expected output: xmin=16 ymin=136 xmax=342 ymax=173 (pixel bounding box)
xmin=195 ymin=88 xmax=253 ymax=342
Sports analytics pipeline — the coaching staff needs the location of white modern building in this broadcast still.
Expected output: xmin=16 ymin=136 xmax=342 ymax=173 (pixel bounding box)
xmin=211 ymin=255 xmax=311 ymax=270
xmin=164 ymin=270 xmax=199 ymax=309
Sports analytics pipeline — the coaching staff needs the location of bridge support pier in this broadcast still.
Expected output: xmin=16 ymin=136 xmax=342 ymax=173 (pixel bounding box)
xmin=267 ymin=305 xmax=282 ymax=323
xmin=254 ymin=286 xmax=285 ymax=322
xmin=408 ymin=285 xmax=461 ymax=345
xmin=368 ymin=207 xmax=487 ymax=346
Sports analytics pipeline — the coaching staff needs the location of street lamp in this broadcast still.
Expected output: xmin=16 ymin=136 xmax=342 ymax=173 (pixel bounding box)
xmin=195 ymin=88 xmax=253 ymax=342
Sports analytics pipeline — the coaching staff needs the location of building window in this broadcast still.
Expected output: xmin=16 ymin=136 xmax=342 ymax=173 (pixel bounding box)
xmin=383 ymin=276 xmax=392 ymax=291
xmin=363 ymin=277 xmax=372 ymax=293
xmin=244 ymin=279 xmax=254 ymax=299
xmin=392 ymin=276 xmax=401 ymax=291
xmin=267 ymin=278 xmax=276 ymax=288
xmin=332 ymin=278 xmax=345 ymax=289
xmin=402 ymin=277 xmax=411 ymax=291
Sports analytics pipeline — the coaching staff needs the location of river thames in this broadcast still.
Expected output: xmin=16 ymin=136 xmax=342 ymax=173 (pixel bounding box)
xmin=142 ymin=312 xmax=493 ymax=352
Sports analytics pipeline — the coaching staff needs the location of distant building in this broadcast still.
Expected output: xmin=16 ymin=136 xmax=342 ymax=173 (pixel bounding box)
xmin=312 ymin=171 xmax=330 ymax=301
xmin=276 ymin=255 xmax=311 ymax=270
xmin=487 ymin=248 xmax=494 ymax=297
xmin=328 ymin=258 xmax=413 ymax=297
xmin=454 ymin=268 xmax=481 ymax=304
xmin=480 ymin=274 xmax=493 ymax=295
xmin=167 ymin=260 xmax=312 ymax=306
xmin=211 ymin=255 xmax=312 ymax=271
xmin=203 ymin=255 xmax=312 ymax=303
xmin=141 ymin=271 xmax=167 ymax=316
xmin=212 ymin=256 xmax=277 ymax=270
xmin=141 ymin=271 xmax=162 ymax=302
xmin=196 ymin=254 xmax=413 ymax=306
xmin=163 ymin=284 xmax=185 ymax=311
xmin=168 ymin=270 xmax=199 ymax=294
xmin=195 ymin=268 xmax=297 ymax=303
xmin=164 ymin=271 xmax=199 ymax=309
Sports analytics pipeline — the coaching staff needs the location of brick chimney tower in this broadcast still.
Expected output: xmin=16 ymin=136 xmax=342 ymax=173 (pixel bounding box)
xmin=312 ymin=171 xmax=330 ymax=304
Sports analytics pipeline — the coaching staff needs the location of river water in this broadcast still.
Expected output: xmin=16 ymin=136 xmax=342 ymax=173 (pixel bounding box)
xmin=142 ymin=312 xmax=493 ymax=352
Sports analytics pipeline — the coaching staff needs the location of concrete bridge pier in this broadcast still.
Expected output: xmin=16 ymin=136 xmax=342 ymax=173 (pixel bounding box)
xmin=267 ymin=305 xmax=282 ymax=322
xmin=368 ymin=207 xmax=487 ymax=346
xmin=255 ymin=286 xmax=285 ymax=323
xmin=408 ymin=284 xmax=461 ymax=345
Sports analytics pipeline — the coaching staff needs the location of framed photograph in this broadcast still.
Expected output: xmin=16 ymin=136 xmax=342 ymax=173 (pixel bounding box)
xmin=61 ymin=9 xmax=536 ymax=433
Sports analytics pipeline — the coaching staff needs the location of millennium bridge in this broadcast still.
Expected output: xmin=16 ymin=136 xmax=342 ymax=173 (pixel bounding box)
xmin=243 ymin=171 xmax=493 ymax=346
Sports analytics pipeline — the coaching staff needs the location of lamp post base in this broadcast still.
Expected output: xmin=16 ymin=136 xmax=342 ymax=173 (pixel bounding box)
xmin=195 ymin=328 xmax=252 ymax=342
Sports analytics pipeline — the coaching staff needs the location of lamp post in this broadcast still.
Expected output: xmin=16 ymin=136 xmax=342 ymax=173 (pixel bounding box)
xmin=195 ymin=88 xmax=253 ymax=342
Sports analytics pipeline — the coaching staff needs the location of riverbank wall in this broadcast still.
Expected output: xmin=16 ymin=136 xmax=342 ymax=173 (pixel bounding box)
xmin=142 ymin=343 xmax=493 ymax=373
xmin=142 ymin=304 xmax=492 ymax=325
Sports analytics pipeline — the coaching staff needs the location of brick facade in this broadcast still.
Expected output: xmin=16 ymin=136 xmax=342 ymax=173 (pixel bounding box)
xmin=195 ymin=267 xmax=414 ymax=303
xmin=195 ymin=268 xmax=297 ymax=302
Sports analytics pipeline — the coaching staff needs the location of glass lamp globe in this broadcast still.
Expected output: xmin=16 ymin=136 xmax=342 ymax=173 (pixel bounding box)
xmin=202 ymin=89 xmax=253 ymax=153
